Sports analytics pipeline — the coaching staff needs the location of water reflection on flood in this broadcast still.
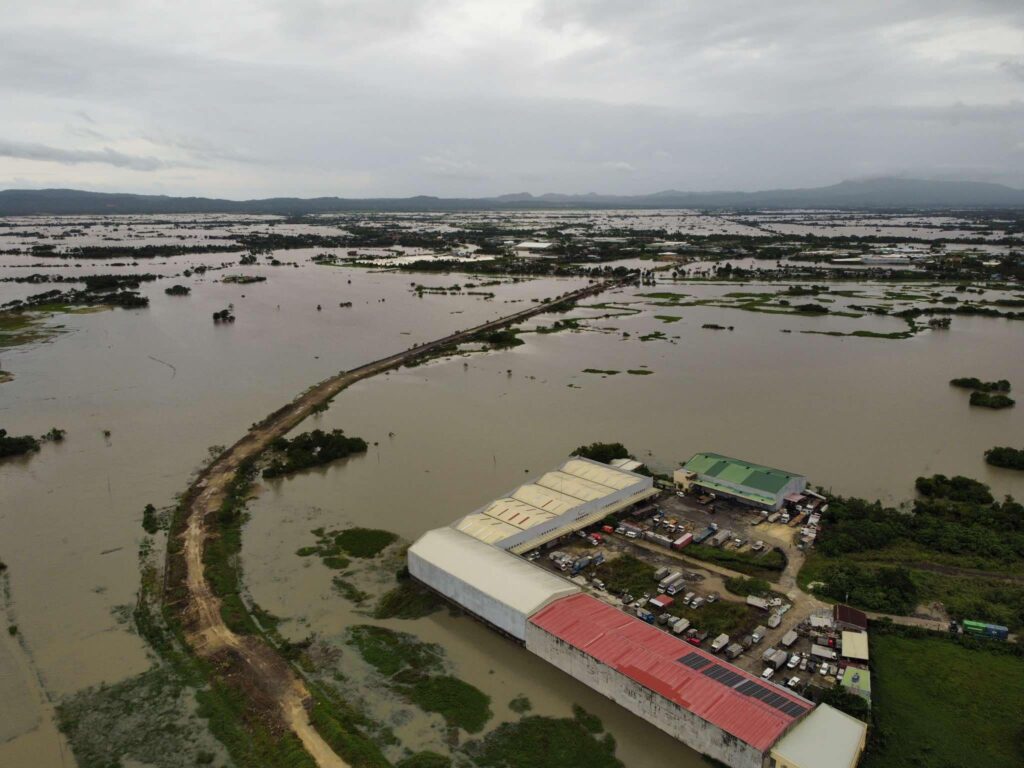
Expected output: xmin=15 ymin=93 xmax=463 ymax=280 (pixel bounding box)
xmin=1 ymin=236 xmax=1022 ymax=766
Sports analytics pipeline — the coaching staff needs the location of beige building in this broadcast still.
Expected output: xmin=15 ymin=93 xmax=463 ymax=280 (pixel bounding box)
xmin=769 ymin=704 xmax=867 ymax=768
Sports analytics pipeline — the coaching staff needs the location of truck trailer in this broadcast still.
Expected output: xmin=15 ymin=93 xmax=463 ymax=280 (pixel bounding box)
xmin=962 ymin=620 xmax=1010 ymax=641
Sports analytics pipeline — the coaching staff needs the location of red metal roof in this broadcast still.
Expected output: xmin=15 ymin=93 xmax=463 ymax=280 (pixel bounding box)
xmin=529 ymin=594 xmax=811 ymax=751
xmin=833 ymin=604 xmax=868 ymax=630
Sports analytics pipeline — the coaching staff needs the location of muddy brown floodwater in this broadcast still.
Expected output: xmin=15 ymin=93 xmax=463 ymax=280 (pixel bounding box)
xmin=241 ymin=283 xmax=1023 ymax=766
xmin=2 ymin=237 xmax=1023 ymax=767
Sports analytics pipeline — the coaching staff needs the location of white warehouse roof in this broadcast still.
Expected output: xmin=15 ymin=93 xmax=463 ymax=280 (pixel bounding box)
xmin=407 ymin=527 xmax=579 ymax=640
xmin=454 ymin=457 xmax=656 ymax=552
xmin=770 ymin=704 xmax=867 ymax=768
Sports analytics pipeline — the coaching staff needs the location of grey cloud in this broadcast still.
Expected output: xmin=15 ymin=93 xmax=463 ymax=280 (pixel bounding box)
xmin=1 ymin=0 xmax=1023 ymax=195
xmin=0 ymin=140 xmax=168 ymax=170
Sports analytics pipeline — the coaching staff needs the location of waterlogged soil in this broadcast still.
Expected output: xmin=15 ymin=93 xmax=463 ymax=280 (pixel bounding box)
xmin=0 ymin=254 xmax=586 ymax=768
xmin=2 ymin=216 xmax=1023 ymax=767
xmin=239 ymin=280 xmax=1022 ymax=766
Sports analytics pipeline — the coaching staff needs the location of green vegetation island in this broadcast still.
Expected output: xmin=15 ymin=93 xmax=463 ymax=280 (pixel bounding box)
xmin=950 ymin=377 xmax=1011 ymax=392
xmin=984 ymin=446 xmax=1024 ymax=470
xmin=263 ymin=429 xmax=369 ymax=478
xmin=969 ymin=391 xmax=1015 ymax=409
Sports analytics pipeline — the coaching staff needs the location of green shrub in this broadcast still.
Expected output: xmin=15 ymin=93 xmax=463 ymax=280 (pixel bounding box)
xmin=508 ymin=695 xmax=532 ymax=714
xmin=465 ymin=715 xmax=622 ymax=768
xmin=407 ymin=675 xmax=492 ymax=733
xmin=335 ymin=528 xmax=398 ymax=558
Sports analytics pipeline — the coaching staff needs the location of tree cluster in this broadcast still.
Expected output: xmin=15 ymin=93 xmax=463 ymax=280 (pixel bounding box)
xmin=263 ymin=429 xmax=368 ymax=478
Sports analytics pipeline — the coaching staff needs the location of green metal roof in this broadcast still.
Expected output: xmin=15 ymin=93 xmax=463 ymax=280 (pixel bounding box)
xmin=682 ymin=452 xmax=803 ymax=496
xmin=691 ymin=477 xmax=776 ymax=506
xmin=841 ymin=667 xmax=871 ymax=695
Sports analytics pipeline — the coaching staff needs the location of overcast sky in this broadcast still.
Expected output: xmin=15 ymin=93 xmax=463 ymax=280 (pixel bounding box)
xmin=2 ymin=0 xmax=1023 ymax=197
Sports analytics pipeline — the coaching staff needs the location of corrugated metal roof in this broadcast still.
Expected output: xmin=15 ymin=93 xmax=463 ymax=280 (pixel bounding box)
xmin=409 ymin=527 xmax=579 ymax=616
xmin=834 ymin=604 xmax=868 ymax=629
xmin=454 ymin=457 xmax=651 ymax=547
xmin=562 ymin=458 xmax=641 ymax=490
xmin=529 ymin=594 xmax=811 ymax=751
xmin=683 ymin=452 xmax=804 ymax=496
xmin=770 ymin=704 xmax=867 ymax=768
xmin=840 ymin=631 xmax=869 ymax=661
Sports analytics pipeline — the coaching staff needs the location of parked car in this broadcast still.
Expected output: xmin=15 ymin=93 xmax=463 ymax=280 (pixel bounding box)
xmin=761 ymin=668 xmax=775 ymax=680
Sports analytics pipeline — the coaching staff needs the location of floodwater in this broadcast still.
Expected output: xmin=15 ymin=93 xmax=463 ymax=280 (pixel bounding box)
xmin=244 ymin=280 xmax=1023 ymax=764
xmin=1 ymin=220 xmax=1023 ymax=766
xmin=0 ymin=254 xmax=585 ymax=767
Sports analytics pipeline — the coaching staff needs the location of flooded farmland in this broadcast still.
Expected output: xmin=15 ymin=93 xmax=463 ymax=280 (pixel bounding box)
xmin=1 ymin=212 xmax=1022 ymax=767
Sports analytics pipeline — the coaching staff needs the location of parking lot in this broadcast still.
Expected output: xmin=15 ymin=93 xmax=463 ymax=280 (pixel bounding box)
xmin=521 ymin=487 xmax=851 ymax=697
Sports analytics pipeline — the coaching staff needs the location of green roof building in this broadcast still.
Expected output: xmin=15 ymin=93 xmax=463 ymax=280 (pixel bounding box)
xmin=840 ymin=667 xmax=871 ymax=704
xmin=674 ymin=452 xmax=806 ymax=511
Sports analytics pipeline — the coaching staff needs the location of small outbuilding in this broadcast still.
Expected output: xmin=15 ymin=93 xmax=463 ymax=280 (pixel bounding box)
xmin=840 ymin=667 xmax=872 ymax=704
xmin=769 ymin=703 xmax=867 ymax=768
xmin=840 ymin=631 xmax=869 ymax=662
xmin=834 ymin=604 xmax=868 ymax=632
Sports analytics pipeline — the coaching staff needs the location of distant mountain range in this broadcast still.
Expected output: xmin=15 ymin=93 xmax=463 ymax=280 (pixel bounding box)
xmin=2 ymin=178 xmax=1023 ymax=215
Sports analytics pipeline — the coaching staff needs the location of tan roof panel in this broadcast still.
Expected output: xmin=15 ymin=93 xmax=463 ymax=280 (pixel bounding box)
xmin=561 ymin=458 xmax=640 ymax=490
xmin=535 ymin=471 xmax=613 ymax=501
xmin=511 ymin=484 xmax=582 ymax=516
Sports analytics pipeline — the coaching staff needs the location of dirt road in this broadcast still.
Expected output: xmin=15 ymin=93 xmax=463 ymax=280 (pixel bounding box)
xmin=165 ymin=278 xmax=626 ymax=768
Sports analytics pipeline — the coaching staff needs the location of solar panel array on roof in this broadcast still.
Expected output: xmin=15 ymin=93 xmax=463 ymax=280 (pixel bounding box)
xmin=678 ymin=651 xmax=712 ymax=670
xmin=528 ymin=594 xmax=812 ymax=752
xmin=677 ymin=652 xmax=811 ymax=719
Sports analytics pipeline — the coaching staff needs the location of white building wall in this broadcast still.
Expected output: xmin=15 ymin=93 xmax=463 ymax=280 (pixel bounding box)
xmin=525 ymin=623 xmax=767 ymax=768
xmin=408 ymin=547 xmax=527 ymax=639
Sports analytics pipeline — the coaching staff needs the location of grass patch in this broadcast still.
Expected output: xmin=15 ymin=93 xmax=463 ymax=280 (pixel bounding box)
xmin=374 ymin=579 xmax=444 ymax=620
xmin=863 ymin=632 xmax=1024 ymax=768
xmin=667 ymin=600 xmax=758 ymax=639
xmin=686 ymin=544 xmax=786 ymax=579
xmin=509 ymin=695 xmax=532 ymax=714
xmin=348 ymin=625 xmax=444 ymax=678
xmin=347 ymin=625 xmax=492 ymax=734
xmin=332 ymin=576 xmax=370 ymax=604
xmin=56 ymin=666 xmax=231 ymax=768
xmin=593 ymin=554 xmax=656 ymax=597
xmin=336 ymin=528 xmax=399 ymax=558
xmin=638 ymin=330 xmax=667 ymax=341
xmin=465 ymin=714 xmax=621 ymax=768
xmin=397 ymin=752 xmax=451 ymax=768
xmin=408 ymin=675 xmax=492 ymax=733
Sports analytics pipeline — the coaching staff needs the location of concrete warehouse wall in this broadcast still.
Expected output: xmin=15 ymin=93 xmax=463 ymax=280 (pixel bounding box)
xmin=408 ymin=549 xmax=529 ymax=640
xmin=525 ymin=623 xmax=767 ymax=768
xmin=697 ymin=474 xmax=806 ymax=511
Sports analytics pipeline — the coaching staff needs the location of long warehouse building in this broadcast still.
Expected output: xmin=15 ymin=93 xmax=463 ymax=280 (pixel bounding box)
xmin=454 ymin=457 xmax=656 ymax=553
xmin=528 ymin=593 xmax=815 ymax=768
xmin=408 ymin=526 xmax=579 ymax=641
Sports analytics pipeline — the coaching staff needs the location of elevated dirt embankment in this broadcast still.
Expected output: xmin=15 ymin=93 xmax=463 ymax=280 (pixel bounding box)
xmin=163 ymin=278 xmax=627 ymax=767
